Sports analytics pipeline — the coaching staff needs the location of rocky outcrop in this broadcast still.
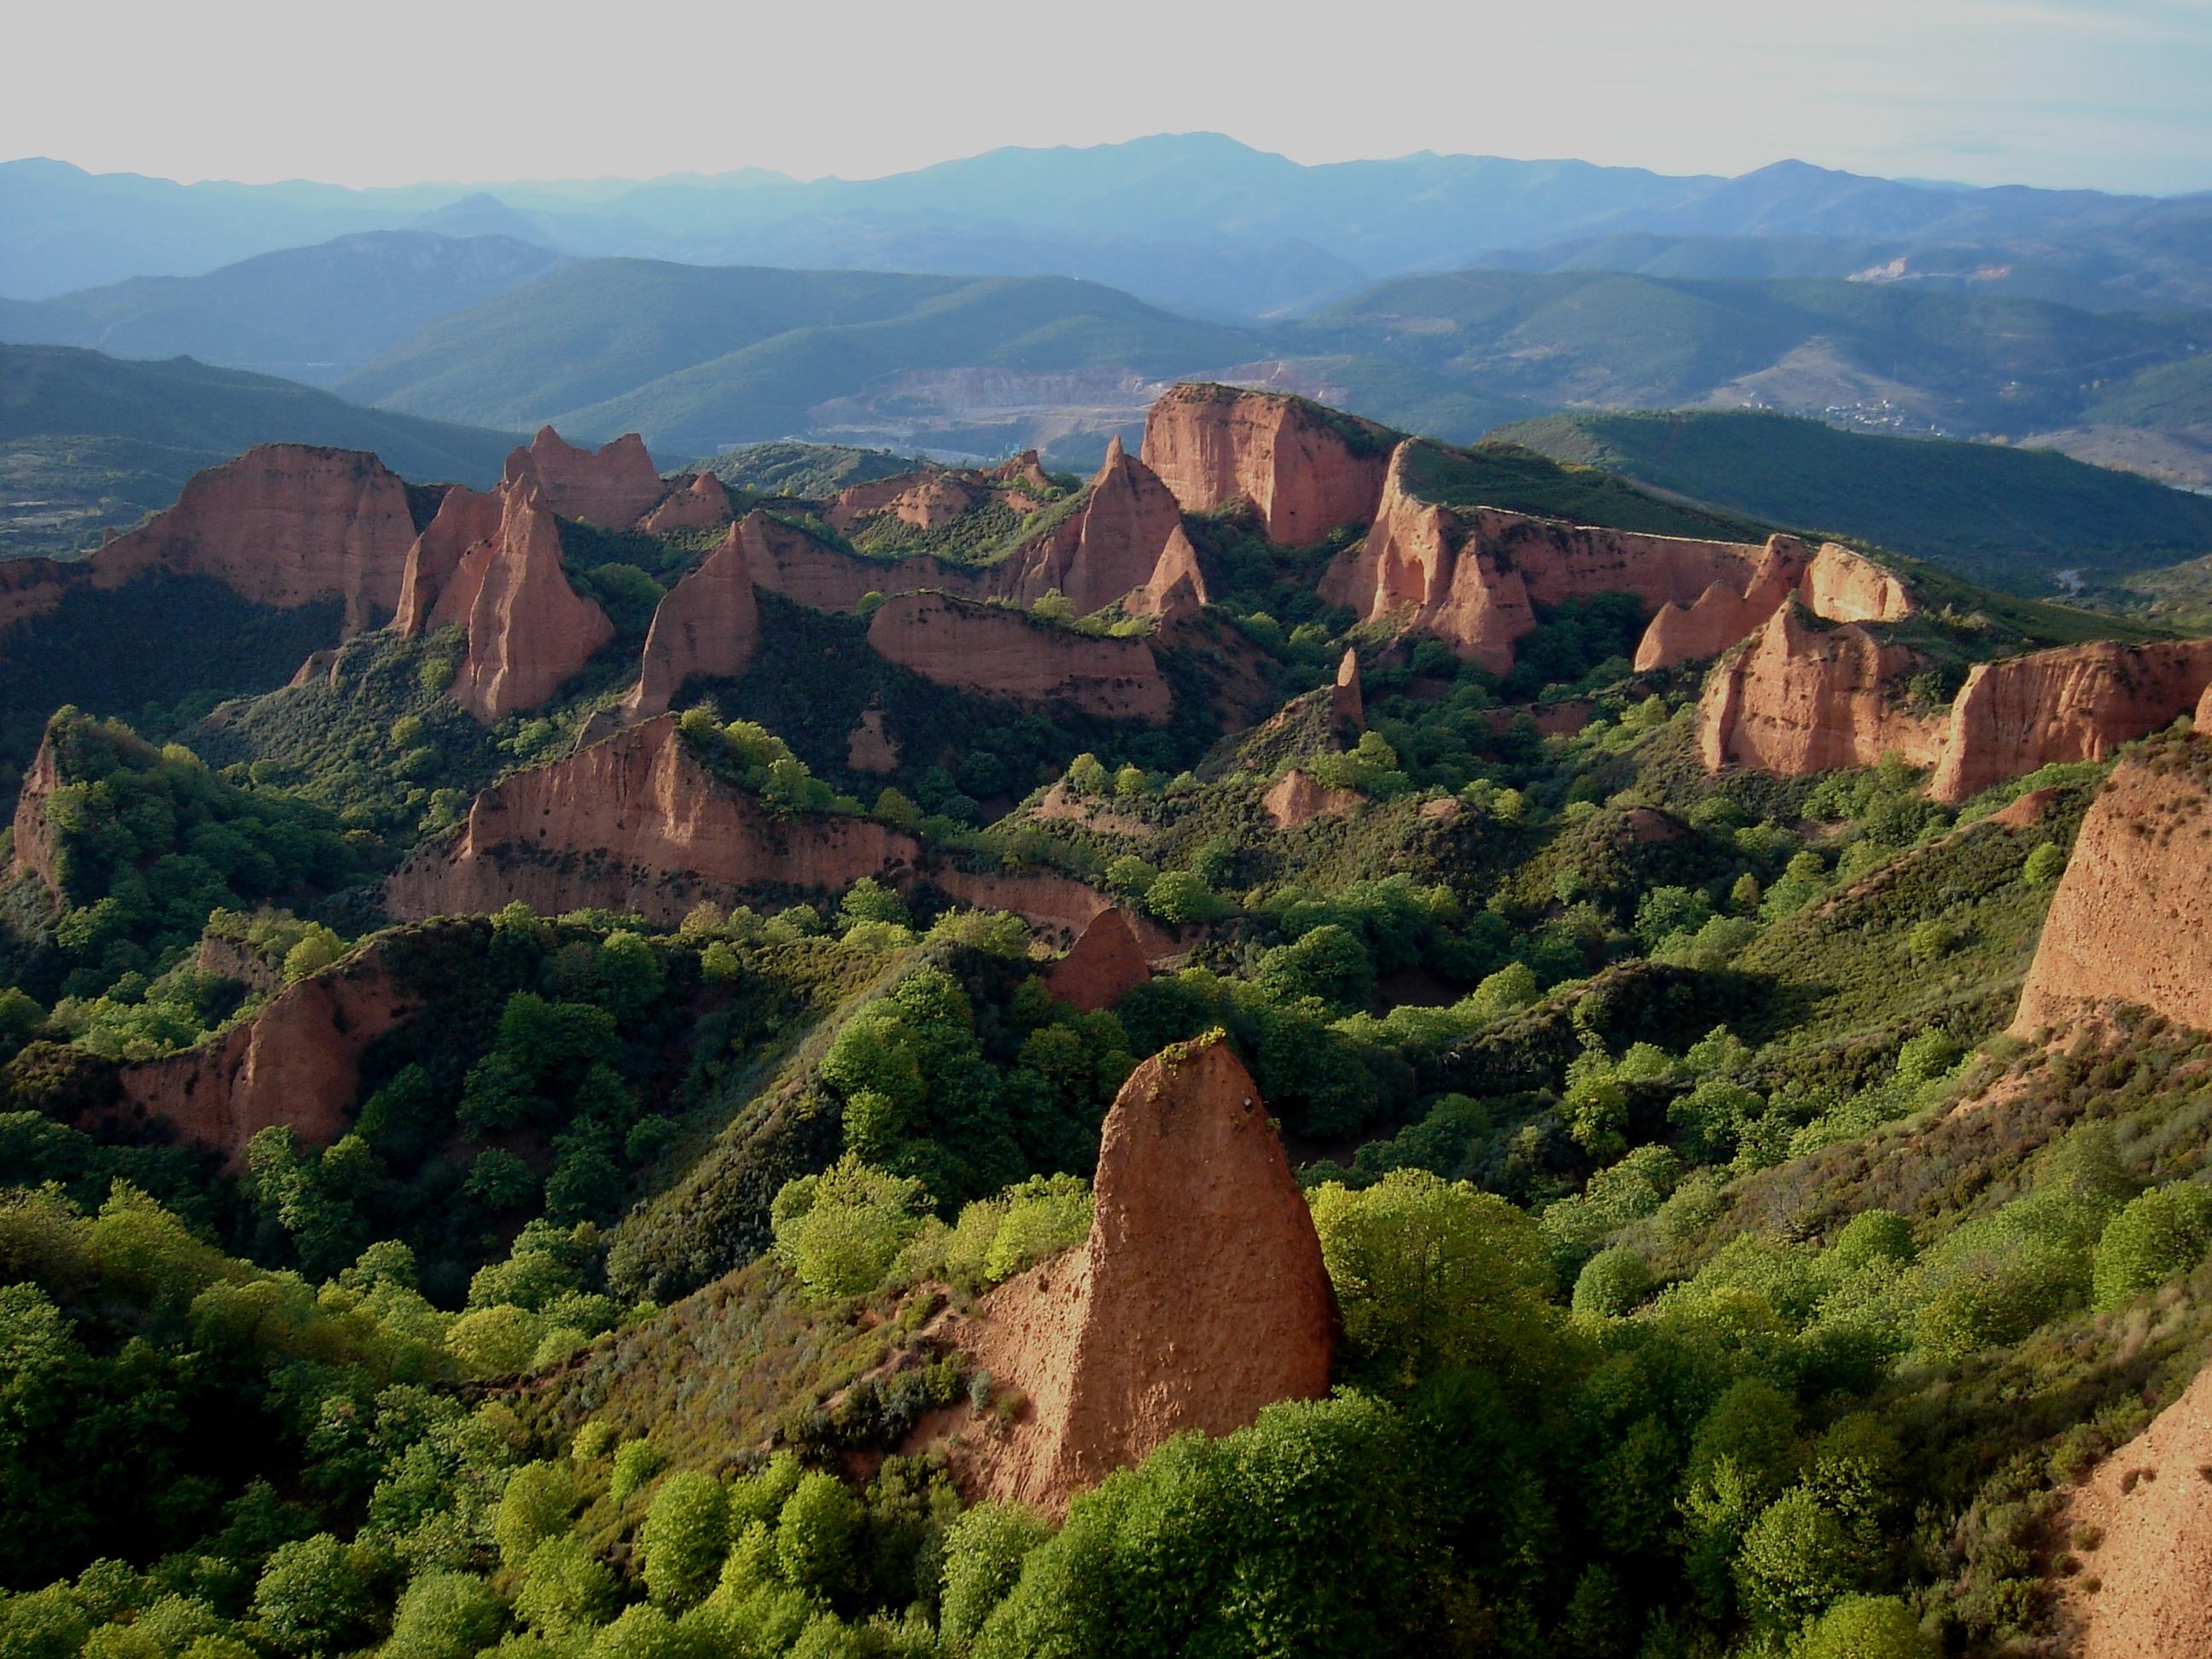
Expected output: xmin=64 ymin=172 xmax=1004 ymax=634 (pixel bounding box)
xmin=1144 ymin=383 xmax=1392 ymax=544
xmin=864 ymin=591 xmax=1173 ymax=723
xmin=2054 ymin=1359 xmax=2212 ymax=1658
xmin=2011 ymin=744 xmax=2212 ymax=1035
xmin=102 ymin=941 xmax=417 ymax=1167
xmin=1928 ymin=640 xmax=2212 ymax=806
xmin=846 ymin=706 xmax=899 ymax=774
xmin=1043 ymin=908 xmax=1150 ymax=1013
xmin=825 ymin=469 xmax=982 ymax=533
xmin=639 ymin=473 xmax=733 ymax=536
xmin=9 ymin=731 xmax=62 ymax=891
xmin=445 ymin=484 xmax=614 ymax=723
xmin=386 ymin=717 xmax=919 ymax=923
xmin=1003 ymin=438 xmax=1208 ymax=620
xmin=737 ymin=509 xmax=983 ymax=611
xmin=1330 ymin=648 xmax=1364 ymax=731
xmin=1320 ymin=443 xmax=1818 ymax=674
xmin=1261 ymin=768 xmax=1362 ymax=829
xmin=1698 ymin=602 xmax=1946 ymax=773
xmin=0 ymin=445 xmax=426 ymax=641
xmin=956 ymin=1034 xmax=1336 ymax=1514
xmin=1802 ymin=542 xmax=1914 ymax=624
xmin=394 ymin=484 xmax=504 ymax=635
xmin=502 ymin=427 xmax=667 ymax=529
xmin=385 ymin=717 xmax=1153 ymax=946
xmin=621 ymin=526 xmax=760 ymax=720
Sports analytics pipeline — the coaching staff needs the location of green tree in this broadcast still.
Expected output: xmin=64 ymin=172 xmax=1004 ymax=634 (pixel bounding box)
xmin=496 ymin=1460 xmax=579 ymax=1568
xmin=2093 ymin=1183 xmax=2212 ymax=1310
xmin=1308 ymin=1170 xmax=1559 ymax=1391
xmin=1571 ymin=1246 xmax=1651 ymax=1318
xmin=251 ymin=1535 xmax=382 ymax=1656
xmin=384 ymin=1573 xmax=505 ymax=1659
xmin=642 ymin=1471 xmax=730 ymax=1610
xmin=939 ymin=1503 xmax=1051 ymax=1650
xmin=771 ymin=1156 xmax=931 ymax=1301
xmin=775 ymin=1473 xmax=863 ymax=1600
xmin=1797 ymin=1596 xmax=1938 ymax=1659
xmin=2023 ymin=841 xmax=2066 ymax=888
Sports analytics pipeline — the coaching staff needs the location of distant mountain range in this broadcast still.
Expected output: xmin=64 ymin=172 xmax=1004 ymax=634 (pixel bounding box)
xmin=9 ymin=136 xmax=2212 ymax=319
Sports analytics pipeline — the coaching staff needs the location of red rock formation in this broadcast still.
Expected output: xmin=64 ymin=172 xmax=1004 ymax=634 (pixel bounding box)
xmin=846 ymin=706 xmax=899 ymax=774
xmin=992 ymin=451 xmax=1055 ymax=494
xmin=864 ymin=591 xmax=1173 ymax=723
xmin=640 ymin=473 xmax=733 ymax=536
xmin=737 ymin=509 xmax=988 ymax=611
xmin=2053 ymin=1359 xmax=2212 ymax=1658
xmin=502 ymin=427 xmax=666 ymax=528
xmin=395 ymin=484 xmax=504 ymax=635
xmin=957 ymin=1034 xmax=1336 ymax=1514
xmin=825 ymin=469 xmax=983 ymax=533
xmin=1043 ymin=908 xmax=1150 ymax=1013
xmin=102 ymin=942 xmax=418 ymax=1167
xmin=1698 ymin=602 xmax=1945 ymax=773
xmin=621 ymin=526 xmax=760 ymax=720
xmin=387 ymin=716 xmax=919 ymax=923
xmin=446 ymin=483 xmax=615 ymax=722
xmin=1261 ymin=768 xmax=1363 ymax=829
xmin=286 ymin=649 xmax=340 ymax=690
xmin=9 ymin=731 xmax=62 ymax=891
xmin=1003 ymin=438 xmax=1208 ymax=620
xmin=1330 ymin=648 xmax=1365 ymax=731
xmin=0 ymin=556 xmax=84 ymax=641
xmin=1324 ymin=444 xmax=1815 ymax=674
xmin=2011 ymin=744 xmax=2212 ymax=1036
xmin=79 ymin=445 xmax=421 ymax=634
xmin=384 ymin=717 xmax=1155 ymax=946
xmin=1802 ymin=542 xmax=1914 ymax=623
xmin=1143 ymin=383 xmax=1392 ymax=544
xmin=1928 ymin=640 xmax=2212 ymax=806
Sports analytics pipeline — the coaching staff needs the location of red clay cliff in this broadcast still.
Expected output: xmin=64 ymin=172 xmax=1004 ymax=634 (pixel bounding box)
xmin=1144 ymin=383 xmax=1392 ymax=544
xmin=502 ymin=427 xmax=667 ymax=529
xmin=622 ymin=524 xmax=760 ymax=719
xmin=954 ymin=1033 xmax=1336 ymax=1514
xmin=863 ymin=591 xmax=1173 ymax=723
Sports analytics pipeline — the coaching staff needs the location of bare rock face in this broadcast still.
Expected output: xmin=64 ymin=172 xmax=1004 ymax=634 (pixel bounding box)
xmin=1330 ymin=648 xmax=1364 ymax=731
xmin=102 ymin=943 xmax=417 ymax=1167
xmin=1043 ymin=908 xmax=1150 ymax=1013
xmin=621 ymin=525 xmax=760 ymax=720
xmin=387 ymin=716 xmax=922 ymax=923
xmin=2011 ymin=744 xmax=2212 ymax=1035
xmin=384 ymin=716 xmax=1144 ymax=942
xmin=395 ymin=483 xmax=504 ymax=635
xmin=737 ymin=509 xmax=986 ymax=611
xmin=864 ymin=591 xmax=1173 ymax=723
xmin=1005 ymin=437 xmax=1208 ymax=620
xmin=1261 ymin=768 xmax=1363 ymax=829
xmin=2053 ymin=1359 xmax=2212 ymax=1658
xmin=845 ymin=705 xmax=900 ymax=774
xmin=639 ymin=472 xmax=734 ymax=535
xmin=1634 ymin=581 xmax=1769 ymax=672
xmin=825 ymin=469 xmax=983 ymax=533
xmin=959 ymin=1034 xmax=1336 ymax=1514
xmin=1143 ymin=383 xmax=1391 ymax=544
xmin=1322 ymin=444 xmax=1811 ymax=673
xmin=992 ymin=450 xmax=1055 ymax=494
xmin=1697 ymin=602 xmax=1946 ymax=773
xmin=446 ymin=483 xmax=615 ymax=723
xmin=9 ymin=730 xmax=62 ymax=891
xmin=90 ymin=444 xmax=421 ymax=634
xmin=502 ymin=427 xmax=666 ymax=528
xmin=1802 ymin=542 xmax=1914 ymax=623
xmin=1929 ymin=640 xmax=2212 ymax=806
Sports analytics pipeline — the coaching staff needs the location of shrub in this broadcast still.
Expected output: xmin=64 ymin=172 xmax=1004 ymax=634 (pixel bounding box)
xmin=2023 ymin=841 xmax=2066 ymax=888
xmin=2092 ymin=1183 xmax=2212 ymax=1311
xmin=1571 ymin=1246 xmax=1652 ymax=1318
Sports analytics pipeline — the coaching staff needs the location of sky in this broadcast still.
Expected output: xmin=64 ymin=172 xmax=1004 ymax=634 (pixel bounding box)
xmin=9 ymin=0 xmax=2212 ymax=195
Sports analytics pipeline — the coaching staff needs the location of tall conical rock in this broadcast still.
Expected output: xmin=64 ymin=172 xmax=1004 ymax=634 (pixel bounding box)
xmin=959 ymin=1033 xmax=1336 ymax=1514
xmin=622 ymin=524 xmax=760 ymax=719
xmin=446 ymin=482 xmax=614 ymax=722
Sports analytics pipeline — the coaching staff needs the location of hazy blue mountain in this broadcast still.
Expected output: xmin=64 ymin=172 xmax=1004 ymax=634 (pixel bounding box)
xmin=12 ymin=135 xmax=2207 ymax=320
xmin=0 ymin=232 xmax=562 ymax=382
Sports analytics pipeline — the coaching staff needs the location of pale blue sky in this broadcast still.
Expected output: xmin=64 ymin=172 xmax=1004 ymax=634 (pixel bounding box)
xmin=11 ymin=0 xmax=2211 ymax=194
